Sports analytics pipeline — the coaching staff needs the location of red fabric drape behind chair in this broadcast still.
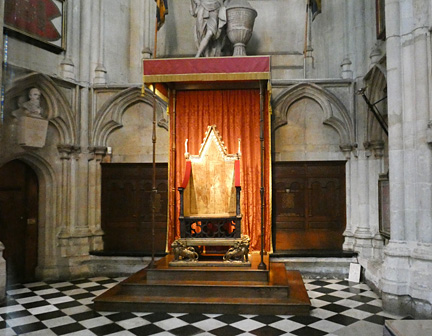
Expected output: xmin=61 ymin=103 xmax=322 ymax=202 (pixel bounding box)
xmin=168 ymin=89 xmax=271 ymax=252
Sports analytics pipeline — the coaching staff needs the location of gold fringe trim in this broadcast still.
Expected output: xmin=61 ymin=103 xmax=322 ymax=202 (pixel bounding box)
xmin=144 ymin=72 xmax=270 ymax=84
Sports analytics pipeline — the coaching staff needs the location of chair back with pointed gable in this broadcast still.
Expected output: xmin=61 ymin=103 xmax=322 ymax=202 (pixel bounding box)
xmin=179 ymin=125 xmax=241 ymax=243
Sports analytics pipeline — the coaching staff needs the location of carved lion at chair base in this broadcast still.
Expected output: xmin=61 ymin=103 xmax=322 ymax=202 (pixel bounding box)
xmin=171 ymin=239 xmax=199 ymax=262
xmin=223 ymin=235 xmax=250 ymax=262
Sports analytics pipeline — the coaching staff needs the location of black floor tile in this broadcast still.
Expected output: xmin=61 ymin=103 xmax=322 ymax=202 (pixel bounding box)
xmin=51 ymin=322 xmax=86 ymax=335
xmin=326 ymin=313 xmax=359 ymax=326
xmin=13 ymin=321 xmax=50 ymax=334
xmin=252 ymin=314 xmax=285 ymax=324
xmin=250 ymin=325 xmax=286 ymax=336
xmin=291 ymin=326 xmax=328 ymax=336
xmin=129 ymin=323 xmax=166 ymax=335
xmin=170 ymin=324 xmax=204 ymax=336
xmin=178 ymin=313 xmax=209 ymax=324
xmin=90 ymin=323 xmax=125 ymax=335
xmin=215 ymin=314 xmax=245 ymax=324
xmin=210 ymin=325 xmax=244 ymax=336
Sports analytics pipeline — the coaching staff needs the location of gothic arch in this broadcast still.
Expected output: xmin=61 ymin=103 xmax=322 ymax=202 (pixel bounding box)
xmin=0 ymin=153 xmax=60 ymax=279
xmin=273 ymin=83 xmax=355 ymax=148
xmin=91 ymin=87 xmax=167 ymax=147
xmin=364 ymin=63 xmax=387 ymax=142
xmin=5 ymin=73 xmax=76 ymax=145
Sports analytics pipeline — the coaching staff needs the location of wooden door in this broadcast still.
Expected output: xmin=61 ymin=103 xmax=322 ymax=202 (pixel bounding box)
xmin=0 ymin=160 xmax=38 ymax=285
xmin=273 ymin=161 xmax=346 ymax=251
xmin=101 ymin=163 xmax=168 ymax=253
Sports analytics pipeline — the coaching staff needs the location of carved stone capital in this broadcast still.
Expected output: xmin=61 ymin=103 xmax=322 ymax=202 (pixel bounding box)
xmin=57 ymin=144 xmax=74 ymax=160
xmin=57 ymin=144 xmax=81 ymax=160
xmin=339 ymin=143 xmax=355 ymax=160
xmin=370 ymin=140 xmax=385 ymax=158
xmin=340 ymin=57 xmax=353 ymax=79
xmin=88 ymin=146 xmax=107 ymax=161
xmin=369 ymin=43 xmax=382 ymax=65
xmin=363 ymin=141 xmax=373 ymax=157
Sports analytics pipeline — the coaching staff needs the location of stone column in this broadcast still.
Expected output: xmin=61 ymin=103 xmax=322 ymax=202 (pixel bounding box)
xmin=385 ymin=0 xmax=405 ymax=242
xmin=342 ymin=146 xmax=355 ymax=250
xmin=57 ymin=144 xmax=74 ymax=243
xmin=353 ymin=147 xmax=374 ymax=258
xmin=353 ymin=0 xmax=366 ymax=78
xmin=88 ymin=146 xmax=107 ymax=251
xmin=370 ymin=141 xmax=385 ymax=260
xmin=61 ymin=0 xmax=78 ymax=80
xmin=409 ymin=21 xmax=432 ymax=318
xmin=129 ymin=0 xmax=146 ymax=82
xmin=94 ymin=0 xmax=107 ymax=84
xmin=412 ymin=27 xmax=432 ymax=245
xmin=340 ymin=0 xmax=353 ymax=79
xmin=381 ymin=0 xmax=411 ymax=316
xmin=143 ymin=0 xmax=154 ymax=58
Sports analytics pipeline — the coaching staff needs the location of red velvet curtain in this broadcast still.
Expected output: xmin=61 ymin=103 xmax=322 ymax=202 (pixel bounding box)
xmin=168 ymin=89 xmax=271 ymax=252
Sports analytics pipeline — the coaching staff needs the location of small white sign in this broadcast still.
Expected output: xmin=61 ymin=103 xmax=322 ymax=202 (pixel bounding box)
xmin=347 ymin=263 xmax=361 ymax=283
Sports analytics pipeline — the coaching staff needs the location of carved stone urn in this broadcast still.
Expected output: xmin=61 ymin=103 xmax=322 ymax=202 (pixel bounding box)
xmin=226 ymin=0 xmax=257 ymax=56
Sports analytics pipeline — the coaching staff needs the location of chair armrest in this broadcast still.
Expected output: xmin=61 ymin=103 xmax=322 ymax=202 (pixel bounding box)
xmin=235 ymin=160 xmax=241 ymax=187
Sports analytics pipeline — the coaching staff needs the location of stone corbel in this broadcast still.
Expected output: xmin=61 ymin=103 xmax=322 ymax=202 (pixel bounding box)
xmin=363 ymin=141 xmax=372 ymax=158
xmin=370 ymin=140 xmax=385 ymax=158
xmin=369 ymin=43 xmax=382 ymax=66
xmin=340 ymin=143 xmax=356 ymax=160
xmin=340 ymin=57 xmax=353 ymax=79
xmin=88 ymin=146 xmax=107 ymax=161
xmin=57 ymin=144 xmax=75 ymax=160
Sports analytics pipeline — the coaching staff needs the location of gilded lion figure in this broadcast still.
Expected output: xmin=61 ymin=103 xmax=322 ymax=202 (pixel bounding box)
xmin=171 ymin=240 xmax=199 ymax=262
xmin=223 ymin=235 xmax=250 ymax=262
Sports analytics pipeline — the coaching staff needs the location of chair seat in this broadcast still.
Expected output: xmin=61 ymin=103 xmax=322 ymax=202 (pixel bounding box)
xmin=179 ymin=237 xmax=242 ymax=246
xmin=182 ymin=214 xmax=240 ymax=219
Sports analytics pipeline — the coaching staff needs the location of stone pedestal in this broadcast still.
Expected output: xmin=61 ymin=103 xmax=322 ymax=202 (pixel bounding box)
xmin=18 ymin=116 xmax=49 ymax=148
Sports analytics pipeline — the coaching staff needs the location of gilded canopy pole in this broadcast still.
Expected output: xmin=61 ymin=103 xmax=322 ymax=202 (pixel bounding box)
xmin=258 ymin=81 xmax=267 ymax=270
xmin=150 ymin=84 xmax=157 ymax=268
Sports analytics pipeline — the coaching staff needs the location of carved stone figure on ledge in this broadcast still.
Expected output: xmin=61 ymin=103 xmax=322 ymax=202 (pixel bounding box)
xmin=190 ymin=0 xmax=227 ymax=57
xmin=22 ymin=87 xmax=44 ymax=118
xmin=10 ymin=87 xmax=48 ymax=148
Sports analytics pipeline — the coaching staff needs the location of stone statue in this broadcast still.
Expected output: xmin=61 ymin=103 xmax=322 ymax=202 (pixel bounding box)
xmin=190 ymin=0 xmax=227 ymax=57
xmin=10 ymin=87 xmax=48 ymax=148
xmin=22 ymin=88 xmax=44 ymax=118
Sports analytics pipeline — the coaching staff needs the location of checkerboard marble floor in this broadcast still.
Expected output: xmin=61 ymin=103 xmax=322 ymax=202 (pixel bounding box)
xmin=0 ymin=277 xmax=411 ymax=336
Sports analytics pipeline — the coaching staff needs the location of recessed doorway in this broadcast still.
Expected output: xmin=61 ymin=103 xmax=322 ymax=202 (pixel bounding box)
xmin=0 ymin=160 xmax=39 ymax=285
xmin=273 ymin=161 xmax=346 ymax=252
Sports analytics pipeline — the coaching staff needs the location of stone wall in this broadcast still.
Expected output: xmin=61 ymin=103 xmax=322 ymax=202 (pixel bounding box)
xmin=0 ymin=0 xmax=431 ymax=318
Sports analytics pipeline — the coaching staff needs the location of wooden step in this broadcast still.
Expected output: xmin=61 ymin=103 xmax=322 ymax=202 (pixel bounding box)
xmin=93 ymin=255 xmax=311 ymax=315
xmin=117 ymin=282 xmax=289 ymax=299
xmin=146 ymin=268 xmax=268 ymax=282
xmin=94 ymin=293 xmax=310 ymax=315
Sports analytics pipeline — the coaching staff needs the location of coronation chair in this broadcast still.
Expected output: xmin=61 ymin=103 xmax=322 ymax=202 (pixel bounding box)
xmin=175 ymin=125 xmax=245 ymax=261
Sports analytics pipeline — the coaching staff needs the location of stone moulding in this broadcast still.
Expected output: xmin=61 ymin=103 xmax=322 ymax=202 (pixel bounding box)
xmin=272 ymin=82 xmax=355 ymax=151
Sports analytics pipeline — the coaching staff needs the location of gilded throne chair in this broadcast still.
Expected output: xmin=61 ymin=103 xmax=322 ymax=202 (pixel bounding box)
xmin=174 ymin=125 xmax=248 ymax=262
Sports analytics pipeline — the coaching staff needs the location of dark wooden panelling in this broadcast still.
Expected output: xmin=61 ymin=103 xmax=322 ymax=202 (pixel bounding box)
xmin=273 ymin=161 xmax=346 ymax=251
xmin=101 ymin=163 xmax=168 ymax=253
xmin=0 ymin=160 xmax=38 ymax=285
